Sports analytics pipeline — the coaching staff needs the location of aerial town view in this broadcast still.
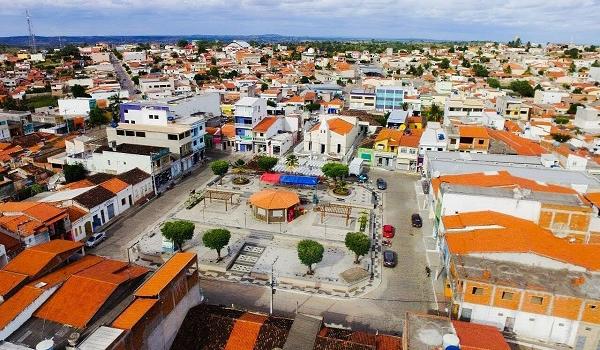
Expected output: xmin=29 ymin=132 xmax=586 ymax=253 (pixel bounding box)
xmin=0 ymin=1 xmax=599 ymax=350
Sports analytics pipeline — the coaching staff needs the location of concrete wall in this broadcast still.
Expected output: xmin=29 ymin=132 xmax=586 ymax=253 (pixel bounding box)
xmin=441 ymin=193 xmax=541 ymax=223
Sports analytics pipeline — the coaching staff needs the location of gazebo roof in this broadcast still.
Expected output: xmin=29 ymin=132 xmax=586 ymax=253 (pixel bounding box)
xmin=249 ymin=189 xmax=300 ymax=210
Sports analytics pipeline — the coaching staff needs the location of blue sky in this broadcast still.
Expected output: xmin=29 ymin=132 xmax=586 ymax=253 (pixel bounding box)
xmin=0 ymin=0 xmax=599 ymax=43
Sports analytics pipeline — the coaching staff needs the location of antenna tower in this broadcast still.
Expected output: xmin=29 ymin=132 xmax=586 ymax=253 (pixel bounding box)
xmin=26 ymin=10 xmax=37 ymax=53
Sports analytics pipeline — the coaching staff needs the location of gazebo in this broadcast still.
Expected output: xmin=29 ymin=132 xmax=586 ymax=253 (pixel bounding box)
xmin=249 ymin=189 xmax=300 ymax=223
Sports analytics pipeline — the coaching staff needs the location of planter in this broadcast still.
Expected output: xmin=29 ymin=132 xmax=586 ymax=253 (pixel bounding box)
xmin=232 ymin=176 xmax=250 ymax=185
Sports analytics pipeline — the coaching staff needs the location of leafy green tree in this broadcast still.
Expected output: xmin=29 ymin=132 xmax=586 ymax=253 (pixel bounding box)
xmin=305 ymin=102 xmax=321 ymax=112
xmin=426 ymin=103 xmax=444 ymax=122
xmin=267 ymin=100 xmax=277 ymax=107
xmin=131 ymin=76 xmax=139 ymax=85
xmin=300 ymin=76 xmax=310 ymax=84
xmin=108 ymin=95 xmax=122 ymax=123
xmin=509 ymin=80 xmax=534 ymax=97
xmin=345 ymin=232 xmax=370 ymax=264
xmin=439 ymin=58 xmax=450 ymax=69
xmin=472 ymin=64 xmax=489 ymax=77
xmin=554 ymin=116 xmax=570 ymax=125
xmin=208 ymin=66 xmax=220 ymax=78
xmin=202 ymin=228 xmax=231 ymax=261
xmin=71 ymin=84 xmax=90 ymax=98
xmin=503 ymin=65 xmax=512 ymax=75
xmin=567 ymin=103 xmax=583 ymax=115
xmin=321 ymin=163 xmax=349 ymax=181
xmin=257 ymin=156 xmax=278 ymax=172
xmin=285 ymin=154 xmax=299 ymax=168
xmin=161 ymin=220 xmax=195 ymax=252
xmin=572 ymin=88 xmax=583 ymax=94
xmin=564 ymin=48 xmax=580 ymax=59
xmin=210 ymin=160 xmax=229 ymax=183
xmin=551 ymin=133 xmax=571 ymax=143
xmin=461 ymin=59 xmax=471 ymax=68
xmin=211 ymin=57 xmax=217 ymax=65
xmin=261 ymin=83 xmax=269 ymax=91
xmin=88 ymin=107 xmax=107 ymax=126
xmin=569 ymin=62 xmax=577 ymax=73
xmin=177 ymin=39 xmax=189 ymax=48
xmin=63 ymin=163 xmax=88 ymax=183
xmin=592 ymin=60 xmax=600 ymax=68
xmin=487 ymin=78 xmax=501 ymax=89
xmin=30 ymin=183 xmax=45 ymax=196
xmin=297 ymin=239 xmax=324 ymax=275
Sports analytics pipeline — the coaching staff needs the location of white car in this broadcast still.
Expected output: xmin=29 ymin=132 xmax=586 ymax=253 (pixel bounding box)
xmin=85 ymin=232 xmax=107 ymax=248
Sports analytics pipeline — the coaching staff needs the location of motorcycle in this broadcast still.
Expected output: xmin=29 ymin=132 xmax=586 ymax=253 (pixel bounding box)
xmin=382 ymin=239 xmax=392 ymax=247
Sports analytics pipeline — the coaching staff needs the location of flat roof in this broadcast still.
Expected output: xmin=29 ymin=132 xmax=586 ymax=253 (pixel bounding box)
xmin=78 ymin=326 xmax=124 ymax=350
xmin=115 ymin=122 xmax=190 ymax=133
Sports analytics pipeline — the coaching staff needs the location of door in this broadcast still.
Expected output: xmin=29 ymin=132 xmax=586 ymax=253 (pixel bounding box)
xmin=321 ymin=144 xmax=325 ymax=154
xmin=504 ymin=317 xmax=515 ymax=333
xmin=459 ymin=308 xmax=472 ymax=322
xmin=107 ymin=203 xmax=115 ymax=219
xmin=575 ymin=336 xmax=586 ymax=350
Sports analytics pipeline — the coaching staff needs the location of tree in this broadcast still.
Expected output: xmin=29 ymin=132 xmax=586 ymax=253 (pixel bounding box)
xmin=297 ymin=239 xmax=324 ymax=275
xmin=71 ymin=84 xmax=90 ymax=98
xmin=267 ymin=100 xmax=277 ymax=107
xmin=551 ymin=133 xmax=571 ymax=143
xmin=592 ymin=60 xmax=600 ymax=68
xmin=202 ymin=228 xmax=231 ymax=261
xmin=486 ymin=78 xmax=501 ymax=89
xmin=30 ymin=183 xmax=44 ymax=196
xmin=161 ymin=220 xmax=195 ymax=252
xmin=88 ymin=107 xmax=107 ymax=126
xmin=567 ymin=103 xmax=583 ymax=115
xmin=108 ymin=95 xmax=122 ymax=123
xmin=300 ymin=76 xmax=310 ymax=84
xmin=63 ymin=163 xmax=88 ymax=183
xmin=131 ymin=76 xmax=139 ymax=85
xmin=503 ymin=65 xmax=512 ymax=75
xmin=321 ymin=162 xmax=349 ymax=181
xmin=569 ymin=62 xmax=577 ymax=73
xmin=345 ymin=232 xmax=370 ymax=264
xmin=472 ymin=64 xmax=489 ymax=77
xmin=210 ymin=160 xmax=229 ymax=184
xmin=439 ymin=58 xmax=450 ymax=69
xmin=509 ymin=80 xmax=534 ymax=97
xmin=554 ymin=116 xmax=570 ymax=125
xmin=261 ymin=83 xmax=269 ymax=91
xmin=426 ymin=103 xmax=444 ymax=122
xmin=177 ymin=39 xmax=189 ymax=48
xmin=208 ymin=66 xmax=220 ymax=78
xmin=573 ymin=88 xmax=583 ymax=94
xmin=461 ymin=59 xmax=471 ymax=68
xmin=257 ymin=156 xmax=278 ymax=172
xmin=285 ymin=154 xmax=299 ymax=169
xmin=211 ymin=57 xmax=217 ymax=65
xmin=305 ymin=102 xmax=321 ymax=112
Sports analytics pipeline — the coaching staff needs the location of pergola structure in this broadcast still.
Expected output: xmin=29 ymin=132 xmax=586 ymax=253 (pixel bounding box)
xmin=315 ymin=203 xmax=352 ymax=226
xmin=201 ymin=190 xmax=235 ymax=211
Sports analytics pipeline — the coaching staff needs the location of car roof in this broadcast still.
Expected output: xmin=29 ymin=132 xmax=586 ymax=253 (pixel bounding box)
xmin=383 ymin=250 xmax=395 ymax=257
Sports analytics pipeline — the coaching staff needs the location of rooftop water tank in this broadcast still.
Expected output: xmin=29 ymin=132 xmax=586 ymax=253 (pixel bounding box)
xmin=36 ymin=339 xmax=54 ymax=350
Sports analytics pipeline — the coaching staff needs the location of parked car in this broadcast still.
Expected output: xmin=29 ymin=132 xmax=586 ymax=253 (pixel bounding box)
xmin=383 ymin=250 xmax=397 ymax=267
xmin=376 ymin=178 xmax=387 ymax=190
xmin=382 ymin=224 xmax=395 ymax=238
xmin=411 ymin=213 xmax=423 ymax=228
xmin=357 ymin=173 xmax=369 ymax=183
xmin=85 ymin=232 xmax=107 ymax=248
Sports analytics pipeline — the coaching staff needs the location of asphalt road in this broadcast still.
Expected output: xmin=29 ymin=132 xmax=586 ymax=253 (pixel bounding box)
xmin=92 ymin=163 xmax=437 ymax=333
xmin=110 ymin=53 xmax=137 ymax=99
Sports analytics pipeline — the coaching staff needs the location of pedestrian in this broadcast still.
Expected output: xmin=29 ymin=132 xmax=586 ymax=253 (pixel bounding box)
xmin=425 ymin=266 xmax=431 ymax=277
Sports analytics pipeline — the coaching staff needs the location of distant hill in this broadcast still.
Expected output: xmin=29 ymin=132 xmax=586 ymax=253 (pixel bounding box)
xmin=0 ymin=34 xmax=447 ymax=48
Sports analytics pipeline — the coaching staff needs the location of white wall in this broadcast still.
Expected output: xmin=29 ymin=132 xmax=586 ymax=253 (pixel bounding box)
xmin=58 ymin=98 xmax=93 ymax=116
xmin=92 ymin=151 xmax=153 ymax=175
xmin=441 ymin=193 xmax=541 ymax=223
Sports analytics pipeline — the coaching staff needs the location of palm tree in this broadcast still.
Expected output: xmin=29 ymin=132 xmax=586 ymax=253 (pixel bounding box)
xmin=107 ymin=94 xmax=123 ymax=124
xmin=427 ymin=103 xmax=443 ymax=123
xmin=285 ymin=154 xmax=299 ymax=169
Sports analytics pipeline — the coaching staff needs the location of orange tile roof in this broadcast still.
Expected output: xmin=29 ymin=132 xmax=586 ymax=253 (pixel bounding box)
xmin=221 ymin=123 xmax=236 ymax=138
xmin=66 ymin=206 xmax=87 ymax=222
xmin=459 ymin=126 xmax=490 ymax=138
xmin=376 ymin=334 xmax=402 ymax=350
xmin=375 ymin=128 xmax=404 ymax=146
xmin=3 ymin=240 xmax=83 ymax=276
xmin=504 ymin=120 xmax=522 ymax=133
xmin=35 ymin=260 xmax=148 ymax=328
xmin=0 ymin=202 xmax=67 ymax=223
xmin=444 ymin=211 xmax=600 ymax=271
xmin=311 ymin=118 xmax=355 ymax=135
xmin=0 ymin=286 xmax=43 ymax=329
xmin=249 ymin=189 xmax=300 ymax=210
xmin=286 ymin=95 xmax=304 ymax=103
xmin=452 ymin=320 xmax=510 ymax=350
xmin=60 ymin=179 xmax=95 ymax=190
xmin=488 ymin=129 xmax=546 ymax=156
xmin=399 ymin=130 xmax=423 ymax=148
xmin=29 ymin=255 xmax=104 ymax=289
xmin=112 ymin=298 xmax=158 ymax=330
xmin=431 ymin=170 xmax=576 ymax=196
xmin=585 ymin=193 xmax=600 ymax=208
xmin=252 ymin=116 xmax=278 ymax=133
xmin=224 ymin=313 xmax=267 ymax=350
xmin=0 ymin=270 xmax=28 ymax=297
xmin=135 ymin=253 xmax=196 ymax=298
xmin=100 ymin=178 xmax=129 ymax=194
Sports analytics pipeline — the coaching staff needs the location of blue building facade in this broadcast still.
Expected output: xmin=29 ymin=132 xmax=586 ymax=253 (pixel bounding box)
xmin=375 ymin=86 xmax=404 ymax=112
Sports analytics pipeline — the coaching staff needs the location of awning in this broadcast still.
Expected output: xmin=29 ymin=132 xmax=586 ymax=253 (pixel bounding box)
xmin=260 ymin=173 xmax=281 ymax=184
xmin=279 ymin=175 xmax=319 ymax=186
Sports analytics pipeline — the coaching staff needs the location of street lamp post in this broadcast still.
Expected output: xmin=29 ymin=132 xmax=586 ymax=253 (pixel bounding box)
xmin=270 ymin=256 xmax=279 ymax=315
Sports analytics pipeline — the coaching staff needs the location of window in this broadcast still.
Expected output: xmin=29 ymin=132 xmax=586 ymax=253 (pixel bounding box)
xmin=530 ymin=296 xmax=544 ymax=305
xmin=478 ymin=139 xmax=485 ymax=145
xmin=168 ymin=134 xmax=178 ymax=140
xmin=501 ymin=291 xmax=514 ymax=300
xmin=135 ymin=131 xmax=145 ymax=137
xmin=125 ymin=130 xmax=135 ymax=136
xmin=590 ymin=304 xmax=598 ymax=309
xmin=107 ymin=160 xmax=111 ymax=165
xmin=121 ymin=198 xmax=126 ymax=205
xmin=131 ymin=120 xmax=136 ymax=124
xmin=116 ymin=130 xmax=125 ymax=136
xmin=471 ymin=287 xmax=484 ymax=295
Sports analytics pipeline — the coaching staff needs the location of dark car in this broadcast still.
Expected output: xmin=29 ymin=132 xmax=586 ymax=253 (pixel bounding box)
xmin=357 ymin=173 xmax=369 ymax=183
xmin=376 ymin=178 xmax=387 ymax=190
xmin=411 ymin=213 xmax=423 ymax=228
xmin=383 ymin=250 xmax=397 ymax=267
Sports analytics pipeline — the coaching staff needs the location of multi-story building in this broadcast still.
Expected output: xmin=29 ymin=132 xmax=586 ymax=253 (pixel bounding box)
xmin=496 ymin=95 xmax=531 ymax=121
xmin=444 ymin=98 xmax=485 ymax=125
xmin=440 ymin=210 xmax=600 ymax=349
xmin=375 ymin=86 xmax=404 ymax=112
xmin=574 ymin=106 xmax=600 ymax=133
xmin=303 ymin=116 xmax=360 ymax=161
xmin=234 ymin=97 xmax=267 ymax=152
xmin=447 ymin=125 xmax=491 ymax=154
xmin=0 ymin=117 xmax=9 ymax=140
xmin=251 ymin=115 xmax=300 ymax=156
xmin=348 ymin=88 xmax=376 ymax=110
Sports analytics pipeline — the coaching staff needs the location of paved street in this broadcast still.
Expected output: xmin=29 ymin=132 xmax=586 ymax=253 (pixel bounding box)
xmin=200 ymin=170 xmax=439 ymax=333
xmin=110 ymin=53 xmax=137 ymax=99
xmin=93 ymin=151 xmax=228 ymax=260
xmin=93 ymin=162 xmax=439 ymax=333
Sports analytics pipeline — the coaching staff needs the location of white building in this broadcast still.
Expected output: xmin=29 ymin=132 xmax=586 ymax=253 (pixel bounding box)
xmin=574 ymin=106 xmax=600 ymax=133
xmin=419 ymin=122 xmax=448 ymax=155
xmin=57 ymin=98 xmax=96 ymax=117
xmin=533 ymin=90 xmax=569 ymax=105
xmin=234 ymin=97 xmax=267 ymax=152
xmin=303 ymin=115 xmax=360 ymax=160
xmin=0 ymin=118 xmax=9 ymax=140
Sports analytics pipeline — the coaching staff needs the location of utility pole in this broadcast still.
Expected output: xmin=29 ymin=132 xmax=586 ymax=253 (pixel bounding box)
xmin=270 ymin=256 xmax=279 ymax=315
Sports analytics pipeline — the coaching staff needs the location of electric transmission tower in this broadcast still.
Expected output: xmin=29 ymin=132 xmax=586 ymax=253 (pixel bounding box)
xmin=26 ymin=10 xmax=37 ymax=53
